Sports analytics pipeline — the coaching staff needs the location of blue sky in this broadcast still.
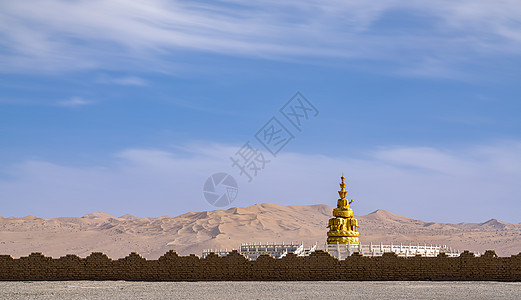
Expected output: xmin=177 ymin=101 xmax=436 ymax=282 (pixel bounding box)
xmin=1 ymin=1 xmax=521 ymax=222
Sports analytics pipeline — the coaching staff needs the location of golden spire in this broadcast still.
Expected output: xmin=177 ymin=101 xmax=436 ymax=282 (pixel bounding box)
xmin=327 ymin=173 xmax=360 ymax=244
xmin=338 ymin=173 xmax=347 ymax=200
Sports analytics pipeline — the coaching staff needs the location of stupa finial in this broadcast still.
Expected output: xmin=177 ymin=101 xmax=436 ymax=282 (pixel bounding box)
xmin=338 ymin=173 xmax=347 ymax=199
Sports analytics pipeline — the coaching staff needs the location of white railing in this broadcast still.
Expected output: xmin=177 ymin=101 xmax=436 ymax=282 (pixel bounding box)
xmin=240 ymin=241 xmax=304 ymax=260
xmin=202 ymin=241 xmax=461 ymax=259
xmin=203 ymin=241 xmax=305 ymax=259
xmin=201 ymin=248 xmax=233 ymax=258
xmin=319 ymin=242 xmax=460 ymax=259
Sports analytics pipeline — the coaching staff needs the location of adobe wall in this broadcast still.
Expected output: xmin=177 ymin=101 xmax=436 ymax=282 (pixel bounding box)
xmin=0 ymin=250 xmax=520 ymax=281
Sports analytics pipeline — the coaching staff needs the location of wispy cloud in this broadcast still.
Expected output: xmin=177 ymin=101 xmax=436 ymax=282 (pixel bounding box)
xmin=56 ymin=97 xmax=93 ymax=107
xmin=1 ymin=141 xmax=520 ymax=222
xmin=96 ymin=75 xmax=147 ymax=86
xmin=0 ymin=1 xmax=520 ymax=75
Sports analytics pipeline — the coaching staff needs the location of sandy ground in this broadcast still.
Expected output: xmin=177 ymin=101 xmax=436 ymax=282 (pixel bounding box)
xmin=1 ymin=203 xmax=520 ymax=258
xmin=1 ymin=281 xmax=520 ymax=300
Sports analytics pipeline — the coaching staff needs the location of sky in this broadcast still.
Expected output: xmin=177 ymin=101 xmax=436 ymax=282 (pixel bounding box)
xmin=1 ymin=0 xmax=521 ymax=222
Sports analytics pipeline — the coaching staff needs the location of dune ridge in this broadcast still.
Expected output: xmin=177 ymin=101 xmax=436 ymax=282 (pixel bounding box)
xmin=1 ymin=203 xmax=520 ymax=259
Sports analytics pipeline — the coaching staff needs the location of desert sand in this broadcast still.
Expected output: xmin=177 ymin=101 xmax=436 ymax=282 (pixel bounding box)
xmin=1 ymin=203 xmax=520 ymax=259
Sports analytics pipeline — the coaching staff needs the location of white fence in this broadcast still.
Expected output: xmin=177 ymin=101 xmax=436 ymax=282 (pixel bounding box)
xmin=240 ymin=242 xmax=305 ymax=259
xmin=203 ymin=241 xmax=461 ymax=260
xmin=319 ymin=242 xmax=460 ymax=259
xmin=202 ymin=241 xmax=311 ymax=259
xmin=201 ymin=249 xmax=232 ymax=258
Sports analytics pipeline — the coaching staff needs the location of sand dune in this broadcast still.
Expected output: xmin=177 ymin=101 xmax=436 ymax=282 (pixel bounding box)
xmin=1 ymin=203 xmax=520 ymax=259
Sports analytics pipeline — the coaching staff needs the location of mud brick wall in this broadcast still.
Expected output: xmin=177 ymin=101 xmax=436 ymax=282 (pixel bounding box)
xmin=0 ymin=250 xmax=520 ymax=281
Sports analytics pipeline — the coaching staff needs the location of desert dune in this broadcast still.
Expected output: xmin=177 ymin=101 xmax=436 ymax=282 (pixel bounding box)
xmin=1 ymin=203 xmax=520 ymax=259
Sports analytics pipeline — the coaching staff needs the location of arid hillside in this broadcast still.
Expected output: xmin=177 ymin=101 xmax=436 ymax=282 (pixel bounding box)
xmin=1 ymin=203 xmax=520 ymax=258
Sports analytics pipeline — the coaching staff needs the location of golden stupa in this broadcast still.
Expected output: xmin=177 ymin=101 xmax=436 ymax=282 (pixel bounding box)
xmin=326 ymin=174 xmax=360 ymax=244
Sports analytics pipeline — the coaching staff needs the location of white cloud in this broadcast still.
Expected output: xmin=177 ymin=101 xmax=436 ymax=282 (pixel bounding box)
xmin=1 ymin=141 xmax=520 ymax=223
xmin=112 ymin=76 xmax=147 ymax=86
xmin=0 ymin=1 xmax=520 ymax=75
xmin=56 ymin=97 xmax=93 ymax=107
xmin=96 ymin=75 xmax=147 ymax=86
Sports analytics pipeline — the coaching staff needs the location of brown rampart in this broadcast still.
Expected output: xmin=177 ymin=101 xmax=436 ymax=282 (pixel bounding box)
xmin=1 ymin=250 xmax=520 ymax=281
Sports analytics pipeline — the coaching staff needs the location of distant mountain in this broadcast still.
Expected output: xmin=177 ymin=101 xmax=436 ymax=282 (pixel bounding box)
xmin=478 ymin=219 xmax=509 ymax=230
xmin=364 ymin=209 xmax=417 ymax=223
xmin=82 ymin=212 xmax=115 ymax=219
xmin=0 ymin=203 xmax=520 ymax=258
xmin=119 ymin=214 xmax=140 ymax=220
